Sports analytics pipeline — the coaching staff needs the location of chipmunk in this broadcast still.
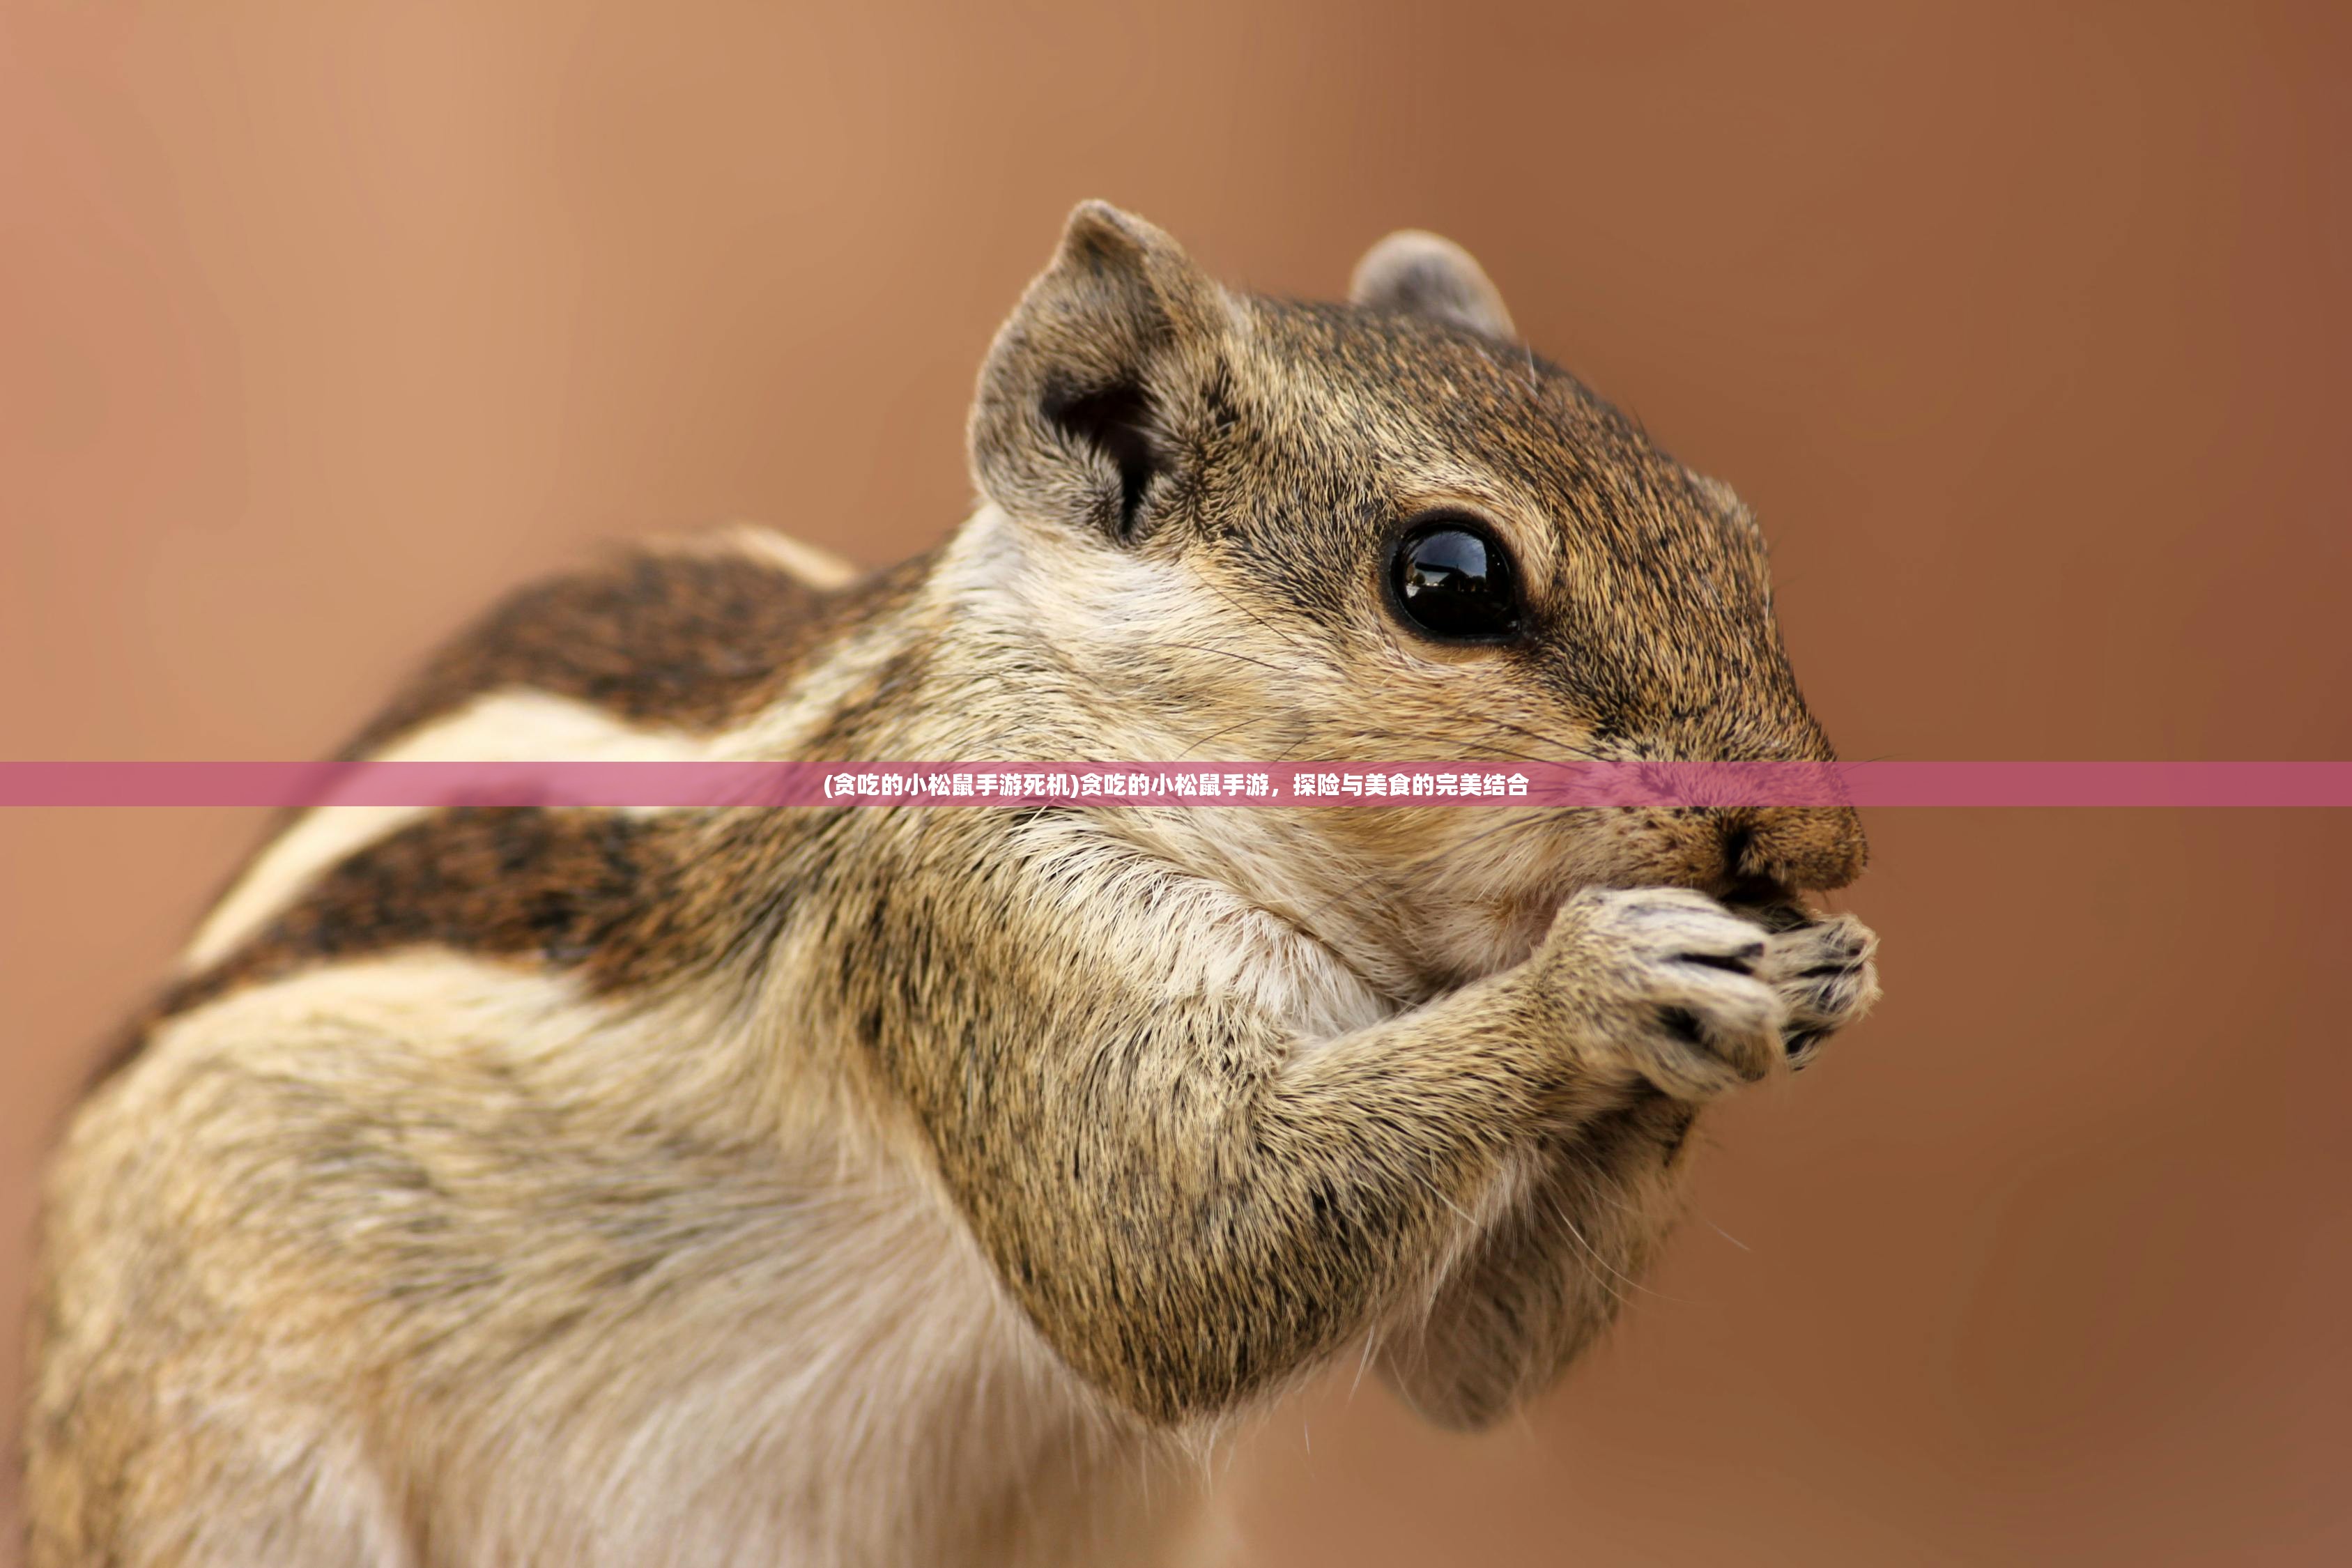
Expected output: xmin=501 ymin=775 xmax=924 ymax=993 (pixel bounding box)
xmin=24 ymin=203 xmax=1880 ymax=1567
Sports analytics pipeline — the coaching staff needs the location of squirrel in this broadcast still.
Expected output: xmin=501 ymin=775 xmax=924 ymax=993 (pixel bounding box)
xmin=24 ymin=203 xmax=1880 ymax=1567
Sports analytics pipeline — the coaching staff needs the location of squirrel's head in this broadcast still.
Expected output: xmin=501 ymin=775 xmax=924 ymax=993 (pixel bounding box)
xmin=962 ymin=202 xmax=1866 ymax=996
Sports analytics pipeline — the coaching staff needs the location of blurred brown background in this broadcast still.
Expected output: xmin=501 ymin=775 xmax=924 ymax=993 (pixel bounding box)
xmin=5 ymin=1 xmax=2349 ymax=1562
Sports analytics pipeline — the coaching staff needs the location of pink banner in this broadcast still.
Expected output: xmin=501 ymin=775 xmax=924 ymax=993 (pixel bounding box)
xmin=3 ymin=760 xmax=2351 ymax=808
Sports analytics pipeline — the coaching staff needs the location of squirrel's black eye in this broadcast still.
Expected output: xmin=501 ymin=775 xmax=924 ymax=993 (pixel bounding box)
xmin=1387 ymin=516 xmax=1524 ymax=642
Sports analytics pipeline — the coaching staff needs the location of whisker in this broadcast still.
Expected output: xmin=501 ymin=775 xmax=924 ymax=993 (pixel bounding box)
xmin=1149 ymin=640 xmax=1291 ymax=678
xmin=1189 ymin=570 xmax=1325 ymax=657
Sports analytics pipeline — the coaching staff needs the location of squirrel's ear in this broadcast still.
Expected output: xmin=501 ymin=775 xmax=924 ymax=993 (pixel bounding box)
xmin=1349 ymin=231 xmax=1516 ymax=340
xmin=970 ymin=202 xmax=1228 ymax=544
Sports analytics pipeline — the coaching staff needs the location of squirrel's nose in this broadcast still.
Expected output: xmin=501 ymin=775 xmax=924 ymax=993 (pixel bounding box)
xmin=1719 ymin=806 xmax=1868 ymax=893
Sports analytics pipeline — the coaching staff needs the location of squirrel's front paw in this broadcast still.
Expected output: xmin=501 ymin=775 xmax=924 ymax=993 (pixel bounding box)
xmin=1746 ymin=908 xmax=1880 ymax=1068
xmin=1544 ymin=887 xmax=1787 ymax=1102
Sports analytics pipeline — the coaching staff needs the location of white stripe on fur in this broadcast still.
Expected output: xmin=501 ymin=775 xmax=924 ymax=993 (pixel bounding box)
xmin=183 ymin=691 xmax=712 ymax=971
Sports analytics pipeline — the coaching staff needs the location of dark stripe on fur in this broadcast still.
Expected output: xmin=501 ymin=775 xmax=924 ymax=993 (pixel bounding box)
xmin=160 ymin=808 xmax=700 ymax=1016
xmin=346 ymin=544 xmax=904 ymax=753
xmin=89 ymin=548 xmax=934 ymax=1093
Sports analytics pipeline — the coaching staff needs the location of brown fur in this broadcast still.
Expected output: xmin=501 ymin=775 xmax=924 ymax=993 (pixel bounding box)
xmin=346 ymin=543 xmax=896 ymax=754
xmin=162 ymin=808 xmax=702 ymax=1013
xmin=26 ymin=203 xmax=1881 ymax=1566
